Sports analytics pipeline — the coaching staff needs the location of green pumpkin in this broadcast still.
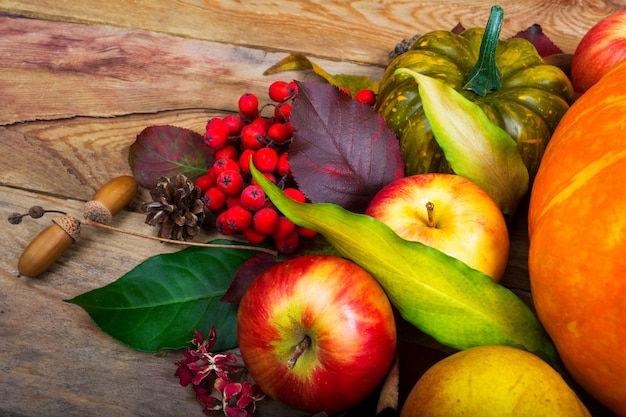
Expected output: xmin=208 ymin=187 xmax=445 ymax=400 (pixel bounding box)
xmin=376 ymin=8 xmax=575 ymax=178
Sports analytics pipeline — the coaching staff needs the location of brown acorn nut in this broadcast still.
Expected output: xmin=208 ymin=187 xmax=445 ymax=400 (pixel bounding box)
xmin=83 ymin=175 xmax=138 ymax=224
xmin=17 ymin=215 xmax=81 ymax=277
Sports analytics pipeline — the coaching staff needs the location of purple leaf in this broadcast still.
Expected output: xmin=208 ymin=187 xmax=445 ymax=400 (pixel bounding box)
xmin=220 ymin=253 xmax=277 ymax=304
xmin=129 ymin=125 xmax=214 ymax=189
xmin=512 ymin=24 xmax=562 ymax=57
xmin=221 ymin=235 xmax=337 ymax=304
xmin=288 ymin=81 xmax=404 ymax=213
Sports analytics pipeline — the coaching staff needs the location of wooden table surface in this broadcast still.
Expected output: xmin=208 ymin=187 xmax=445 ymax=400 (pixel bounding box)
xmin=1 ymin=1 xmax=624 ymax=416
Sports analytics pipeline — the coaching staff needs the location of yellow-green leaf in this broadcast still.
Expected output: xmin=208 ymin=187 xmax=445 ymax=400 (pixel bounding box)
xmin=395 ymin=68 xmax=529 ymax=217
xmin=264 ymin=53 xmax=378 ymax=95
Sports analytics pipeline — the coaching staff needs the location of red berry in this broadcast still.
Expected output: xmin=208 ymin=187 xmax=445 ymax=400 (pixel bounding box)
xmin=268 ymin=80 xmax=293 ymax=103
xmin=214 ymin=145 xmax=239 ymax=161
xmin=204 ymin=127 xmax=229 ymax=150
xmin=272 ymin=216 xmax=296 ymax=241
xmin=253 ymin=207 xmax=279 ymax=235
xmin=277 ymin=152 xmax=291 ymax=177
xmin=339 ymin=87 xmax=351 ymax=95
xmin=252 ymin=147 xmax=279 ymax=173
xmin=239 ymin=149 xmax=256 ymax=174
xmin=215 ymin=211 xmax=236 ymax=235
xmin=274 ymin=103 xmax=292 ymax=123
xmin=242 ymin=226 xmax=267 ymax=244
xmin=283 ymin=187 xmax=305 ymax=203
xmin=216 ymin=170 xmax=244 ymax=195
xmin=250 ymin=172 xmax=277 ymax=186
xmin=212 ymin=157 xmax=240 ymax=178
xmin=226 ymin=194 xmax=241 ymax=209
xmin=296 ymin=225 xmax=318 ymax=238
xmin=251 ymin=117 xmax=273 ymax=132
xmin=203 ymin=187 xmax=227 ymax=212
xmin=240 ymin=123 xmax=266 ymax=150
xmin=206 ymin=117 xmax=228 ymax=132
xmin=223 ymin=114 xmax=244 ymax=136
xmin=274 ymin=231 xmax=300 ymax=254
xmin=267 ymin=123 xmax=291 ymax=144
xmin=288 ymin=81 xmax=298 ymax=95
xmin=354 ymin=89 xmax=377 ymax=106
xmin=238 ymin=93 xmax=259 ymax=118
xmin=240 ymin=185 xmax=266 ymax=211
xmin=224 ymin=205 xmax=252 ymax=232
xmin=195 ymin=174 xmax=215 ymax=194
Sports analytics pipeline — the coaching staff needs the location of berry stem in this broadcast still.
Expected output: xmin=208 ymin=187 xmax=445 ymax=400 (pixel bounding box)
xmin=286 ymin=335 xmax=311 ymax=369
xmin=82 ymin=219 xmax=279 ymax=256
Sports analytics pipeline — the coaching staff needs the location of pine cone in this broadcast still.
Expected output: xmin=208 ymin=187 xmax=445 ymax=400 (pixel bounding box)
xmin=141 ymin=174 xmax=205 ymax=241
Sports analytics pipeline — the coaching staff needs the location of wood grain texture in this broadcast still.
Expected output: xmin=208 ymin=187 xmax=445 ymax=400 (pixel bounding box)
xmin=0 ymin=1 xmax=621 ymax=416
xmin=1 ymin=0 xmax=625 ymax=63
xmin=0 ymin=15 xmax=381 ymax=125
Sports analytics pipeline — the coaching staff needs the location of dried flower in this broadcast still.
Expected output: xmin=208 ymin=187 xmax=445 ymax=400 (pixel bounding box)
xmin=215 ymin=378 xmax=265 ymax=417
xmin=175 ymin=327 xmax=264 ymax=417
xmin=141 ymin=174 xmax=205 ymax=240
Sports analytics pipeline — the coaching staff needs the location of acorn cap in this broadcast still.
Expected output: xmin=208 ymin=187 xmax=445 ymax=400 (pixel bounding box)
xmin=52 ymin=214 xmax=81 ymax=242
xmin=84 ymin=200 xmax=113 ymax=224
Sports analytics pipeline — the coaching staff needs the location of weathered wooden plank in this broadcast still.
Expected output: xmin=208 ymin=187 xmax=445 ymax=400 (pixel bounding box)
xmin=1 ymin=0 xmax=623 ymax=64
xmin=1 ymin=110 xmax=214 ymax=200
xmin=0 ymin=15 xmax=383 ymax=125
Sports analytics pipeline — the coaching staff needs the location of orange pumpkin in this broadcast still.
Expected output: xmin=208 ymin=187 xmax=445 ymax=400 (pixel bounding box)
xmin=528 ymin=60 xmax=626 ymax=416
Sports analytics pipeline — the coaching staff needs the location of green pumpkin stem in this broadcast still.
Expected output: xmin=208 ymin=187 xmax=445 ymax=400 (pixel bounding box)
xmin=464 ymin=5 xmax=504 ymax=96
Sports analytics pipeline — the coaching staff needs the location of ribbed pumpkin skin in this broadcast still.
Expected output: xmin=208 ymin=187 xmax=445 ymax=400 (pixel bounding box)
xmin=376 ymin=28 xmax=574 ymax=178
xmin=528 ymin=60 xmax=626 ymax=416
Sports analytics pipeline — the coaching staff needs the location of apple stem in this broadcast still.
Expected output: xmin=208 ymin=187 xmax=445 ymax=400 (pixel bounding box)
xmin=286 ymin=335 xmax=311 ymax=369
xmin=426 ymin=201 xmax=436 ymax=227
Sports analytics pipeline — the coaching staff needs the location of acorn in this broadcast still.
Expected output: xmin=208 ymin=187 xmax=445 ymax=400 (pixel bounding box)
xmin=17 ymin=175 xmax=139 ymax=277
xmin=84 ymin=175 xmax=139 ymax=224
xmin=17 ymin=214 xmax=81 ymax=277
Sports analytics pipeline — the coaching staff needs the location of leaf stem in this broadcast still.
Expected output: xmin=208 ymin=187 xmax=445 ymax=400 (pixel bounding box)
xmin=463 ymin=5 xmax=504 ymax=96
xmin=82 ymin=219 xmax=279 ymax=257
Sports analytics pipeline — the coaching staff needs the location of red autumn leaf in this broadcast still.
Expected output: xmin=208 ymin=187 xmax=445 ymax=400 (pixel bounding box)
xmin=220 ymin=252 xmax=277 ymax=304
xmin=129 ymin=125 xmax=214 ymax=189
xmin=512 ymin=24 xmax=562 ymax=57
xmin=288 ymin=81 xmax=405 ymax=213
xmin=222 ymin=236 xmax=337 ymax=304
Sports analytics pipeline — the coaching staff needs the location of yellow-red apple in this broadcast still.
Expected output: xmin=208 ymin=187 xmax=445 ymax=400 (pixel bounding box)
xmin=237 ymin=254 xmax=397 ymax=414
xmin=364 ymin=173 xmax=509 ymax=281
xmin=571 ymin=10 xmax=626 ymax=93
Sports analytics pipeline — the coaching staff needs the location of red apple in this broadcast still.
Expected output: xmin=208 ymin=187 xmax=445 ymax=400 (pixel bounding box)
xmin=237 ymin=254 xmax=397 ymax=414
xmin=571 ymin=10 xmax=626 ymax=93
xmin=364 ymin=173 xmax=509 ymax=281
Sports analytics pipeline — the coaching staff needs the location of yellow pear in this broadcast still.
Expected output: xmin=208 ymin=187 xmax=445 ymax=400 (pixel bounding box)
xmin=400 ymin=345 xmax=591 ymax=417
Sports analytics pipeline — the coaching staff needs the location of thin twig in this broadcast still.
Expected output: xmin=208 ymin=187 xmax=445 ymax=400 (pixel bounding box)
xmin=82 ymin=220 xmax=279 ymax=257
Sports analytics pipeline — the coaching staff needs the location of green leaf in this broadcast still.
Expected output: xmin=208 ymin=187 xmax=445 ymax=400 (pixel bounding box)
xmin=395 ymin=68 xmax=529 ymax=217
xmin=65 ymin=242 xmax=255 ymax=352
xmin=264 ymin=53 xmax=378 ymax=95
xmin=250 ymin=161 xmax=560 ymax=369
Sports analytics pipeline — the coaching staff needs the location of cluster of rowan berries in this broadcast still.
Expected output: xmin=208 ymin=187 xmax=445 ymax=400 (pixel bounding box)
xmin=194 ymin=80 xmax=376 ymax=253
